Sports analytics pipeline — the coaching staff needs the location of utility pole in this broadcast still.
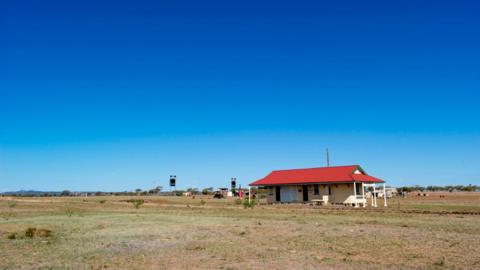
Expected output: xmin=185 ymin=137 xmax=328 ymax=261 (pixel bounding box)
xmin=326 ymin=148 xmax=330 ymax=167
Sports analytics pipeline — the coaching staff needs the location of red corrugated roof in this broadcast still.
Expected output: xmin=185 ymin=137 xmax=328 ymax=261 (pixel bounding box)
xmin=250 ymin=165 xmax=384 ymax=186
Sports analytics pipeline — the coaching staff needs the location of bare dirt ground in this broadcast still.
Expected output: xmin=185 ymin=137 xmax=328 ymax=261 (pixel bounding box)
xmin=0 ymin=193 xmax=479 ymax=270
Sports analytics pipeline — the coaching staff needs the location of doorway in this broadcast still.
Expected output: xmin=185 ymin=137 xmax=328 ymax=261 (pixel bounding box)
xmin=275 ymin=186 xmax=281 ymax=202
xmin=302 ymin=185 xmax=309 ymax=202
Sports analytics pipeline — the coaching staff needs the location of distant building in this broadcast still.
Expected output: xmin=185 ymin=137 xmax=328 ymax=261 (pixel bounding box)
xmin=372 ymin=187 xmax=397 ymax=198
xmin=250 ymin=165 xmax=385 ymax=207
xmin=217 ymin=188 xmax=233 ymax=197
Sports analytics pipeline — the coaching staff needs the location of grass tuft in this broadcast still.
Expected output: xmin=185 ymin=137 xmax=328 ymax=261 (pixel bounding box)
xmin=65 ymin=207 xmax=75 ymax=217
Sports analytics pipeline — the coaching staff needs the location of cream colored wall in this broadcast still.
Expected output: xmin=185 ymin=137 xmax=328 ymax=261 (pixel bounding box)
xmin=264 ymin=183 xmax=362 ymax=204
xmin=292 ymin=184 xmax=356 ymax=204
xmin=265 ymin=184 xmax=353 ymax=204
xmin=329 ymin=183 xmax=357 ymax=204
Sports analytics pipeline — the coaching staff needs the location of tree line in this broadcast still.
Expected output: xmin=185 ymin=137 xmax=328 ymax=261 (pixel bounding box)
xmin=3 ymin=185 xmax=477 ymax=197
xmin=397 ymin=184 xmax=479 ymax=193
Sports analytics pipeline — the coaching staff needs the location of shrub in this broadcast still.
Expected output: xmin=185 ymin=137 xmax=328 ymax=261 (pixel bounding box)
xmin=8 ymin=201 xmax=17 ymax=208
xmin=25 ymin=227 xmax=37 ymax=238
xmin=130 ymin=199 xmax=144 ymax=209
xmin=243 ymin=199 xmax=256 ymax=209
xmin=99 ymin=200 xmax=106 ymax=204
xmin=7 ymin=232 xmax=17 ymax=239
xmin=235 ymin=199 xmax=243 ymax=205
xmin=13 ymin=227 xmax=52 ymax=239
xmin=200 ymin=199 xmax=206 ymax=206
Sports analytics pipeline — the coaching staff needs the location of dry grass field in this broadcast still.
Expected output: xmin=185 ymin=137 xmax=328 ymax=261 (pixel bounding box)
xmin=1 ymin=193 xmax=479 ymax=270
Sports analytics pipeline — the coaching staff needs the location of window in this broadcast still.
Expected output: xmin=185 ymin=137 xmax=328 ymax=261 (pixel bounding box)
xmin=327 ymin=185 xmax=332 ymax=195
xmin=268 ymin=187 xmax=273 ymax=196
xmin=355 ymin=183 xmax=362 ymax=195
xmin=313 ymin=184 xmax=319 ymax=195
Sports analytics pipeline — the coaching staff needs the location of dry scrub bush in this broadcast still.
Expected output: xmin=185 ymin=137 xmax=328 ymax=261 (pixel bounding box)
xmin=6 ymin=227 xmax=53 ymax=240
xmin=128 ymin=199 xmax=144 ymax=209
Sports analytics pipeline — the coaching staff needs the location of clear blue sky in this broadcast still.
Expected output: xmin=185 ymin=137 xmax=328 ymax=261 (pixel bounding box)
xmin=1 ymin=0 xmax=479 ymax=191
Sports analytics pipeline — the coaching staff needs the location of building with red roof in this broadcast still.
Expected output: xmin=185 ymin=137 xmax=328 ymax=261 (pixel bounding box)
xmin=250 ymin=165 xmax=385 ymax=207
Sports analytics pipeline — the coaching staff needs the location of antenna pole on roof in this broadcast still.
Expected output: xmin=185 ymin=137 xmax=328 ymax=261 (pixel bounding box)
xmin=326 ymin=148 xmax=330 ymax=167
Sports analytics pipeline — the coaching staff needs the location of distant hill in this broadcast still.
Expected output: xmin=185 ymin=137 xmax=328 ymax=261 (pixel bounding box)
xmin=1 ymin=190 xmax=62 ymax=196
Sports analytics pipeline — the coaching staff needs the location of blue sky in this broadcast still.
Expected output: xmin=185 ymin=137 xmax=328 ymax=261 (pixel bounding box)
xmin=1 ymin=0 xmax=479 ymax=191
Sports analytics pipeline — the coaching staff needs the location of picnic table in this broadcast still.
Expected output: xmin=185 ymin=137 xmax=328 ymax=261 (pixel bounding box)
xmin=311 ymin=199 xmax=326 ymax=205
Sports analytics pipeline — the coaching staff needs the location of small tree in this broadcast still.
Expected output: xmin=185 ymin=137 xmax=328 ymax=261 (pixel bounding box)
xmin=60 ymin=190 xmax=72 ymax=196
xmin=202 ymin=187 xmax=214 ymax=195
xmin=463 ymin=185 xmax=476 ymax=191
xmin=148 ymin=186 xmax=163 ymax=195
